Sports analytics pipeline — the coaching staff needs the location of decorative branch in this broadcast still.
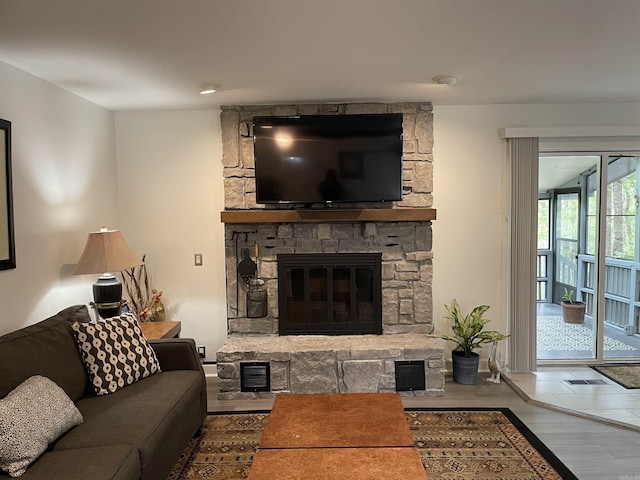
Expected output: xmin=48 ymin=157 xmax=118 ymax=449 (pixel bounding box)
xmin=120 ymin=255 xmax=165 ymax=322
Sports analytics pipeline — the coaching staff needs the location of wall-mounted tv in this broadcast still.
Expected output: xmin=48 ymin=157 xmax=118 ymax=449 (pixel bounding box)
xmin=253 ymin=113 xmax=403 ymax=206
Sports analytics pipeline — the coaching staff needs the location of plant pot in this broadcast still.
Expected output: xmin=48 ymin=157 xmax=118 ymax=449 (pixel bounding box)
xmin=451 ymin=350 xmax=480 ymax=385
xmin=561 ymin=301 xmax=585 ymax=324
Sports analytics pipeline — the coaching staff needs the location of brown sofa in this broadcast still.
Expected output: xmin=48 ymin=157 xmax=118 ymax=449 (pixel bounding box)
xmin=0 ymin=305 xmax=206 ymax=479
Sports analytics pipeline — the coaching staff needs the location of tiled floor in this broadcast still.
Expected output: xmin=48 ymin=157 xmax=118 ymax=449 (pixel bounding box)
xmin=505 ymin=366 xmax=640 ymax=431
xmin=537 ymin=302 xmax=640 ymax=359
xmin=522 ymin=303 xmax=640 ymax=430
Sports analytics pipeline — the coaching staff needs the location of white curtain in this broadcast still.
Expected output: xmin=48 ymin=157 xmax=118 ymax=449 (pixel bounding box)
xmin=507 ymin=137 xmax=539 ymax=372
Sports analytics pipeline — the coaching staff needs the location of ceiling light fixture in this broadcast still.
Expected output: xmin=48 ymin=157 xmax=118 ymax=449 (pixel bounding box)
xmin=432 ymin=75 xmax=458 ymax=86
xmin=199 ymin=83 xmax=221 ymax=95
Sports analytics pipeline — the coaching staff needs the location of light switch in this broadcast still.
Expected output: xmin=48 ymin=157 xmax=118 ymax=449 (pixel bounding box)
xmin=194 ymin=253 xmax=203 ymax=266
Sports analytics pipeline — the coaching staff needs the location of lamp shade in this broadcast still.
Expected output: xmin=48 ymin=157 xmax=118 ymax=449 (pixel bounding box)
xmin=74 ymin=228 xmax=142 ymax=275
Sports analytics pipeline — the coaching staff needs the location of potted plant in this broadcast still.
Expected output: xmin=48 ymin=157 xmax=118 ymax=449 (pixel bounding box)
xmin=437 ymin=299 xmax=509 ymax=385
xmin=561 ymin=288 xmax=585 ymax=324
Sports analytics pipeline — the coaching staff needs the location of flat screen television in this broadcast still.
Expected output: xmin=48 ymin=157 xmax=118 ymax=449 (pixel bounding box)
xmin=253 ymin=113 xmax=403 ymax=205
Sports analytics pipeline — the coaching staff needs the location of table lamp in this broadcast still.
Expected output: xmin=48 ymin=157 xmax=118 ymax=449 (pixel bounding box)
xmin=74 ymin=227 xmax=143 ymax=318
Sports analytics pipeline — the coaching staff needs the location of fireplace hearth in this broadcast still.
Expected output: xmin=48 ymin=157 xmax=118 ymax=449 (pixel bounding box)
xmin=278 ymin=253 xmax=382 ymax=335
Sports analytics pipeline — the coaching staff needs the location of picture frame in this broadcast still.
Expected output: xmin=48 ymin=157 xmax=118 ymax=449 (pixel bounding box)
xmin=0 ymin=118 xmax=15 ymax=271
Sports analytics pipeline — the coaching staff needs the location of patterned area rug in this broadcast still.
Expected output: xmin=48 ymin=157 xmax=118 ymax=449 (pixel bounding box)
xmin=537 ymin=315 xmax=637 ymax=352
xmin=168 ymin=409 xmax=577 ymax=480
xmin=590 ymin=364 xmax=640 ymax=389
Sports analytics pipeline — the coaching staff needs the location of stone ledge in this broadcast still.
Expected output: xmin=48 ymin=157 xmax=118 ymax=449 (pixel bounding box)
xmin=216 ymin=334 xmax=445 ymax=399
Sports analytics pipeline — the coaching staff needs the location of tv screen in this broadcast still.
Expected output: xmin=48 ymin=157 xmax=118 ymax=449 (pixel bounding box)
xmin=253 ymin=113 xmax=403 ymax=205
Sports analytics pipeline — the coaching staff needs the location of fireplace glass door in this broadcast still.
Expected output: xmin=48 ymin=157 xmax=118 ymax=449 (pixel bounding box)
xmin=278 ymin=253 xmax=382 ymax=335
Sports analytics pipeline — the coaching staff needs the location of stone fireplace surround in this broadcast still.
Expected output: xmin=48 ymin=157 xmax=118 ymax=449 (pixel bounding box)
xmin=216 ymin=102 xmax=444 ymax=399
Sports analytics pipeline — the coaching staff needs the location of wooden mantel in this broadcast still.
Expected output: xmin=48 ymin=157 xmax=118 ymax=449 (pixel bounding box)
xmin=220 ymin=208 xmax=436 ymax=224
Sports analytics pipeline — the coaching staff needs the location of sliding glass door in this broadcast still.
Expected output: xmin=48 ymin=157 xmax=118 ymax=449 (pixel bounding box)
xmin=602 ymin=156 xmax=640 ymax=360
xmin=537 ymin=153 xmax=640 ymax=363
xmin=538 ymin=155 xmax=599 ymax=360
xmin=553 ymin=190 xmax=579 ymax=305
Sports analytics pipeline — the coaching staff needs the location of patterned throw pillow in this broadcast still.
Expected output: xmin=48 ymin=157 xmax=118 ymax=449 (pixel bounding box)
xmin=71 ymin=313 xmax=161 ymax=396
xmin=0 ymin=375 xmax=83 ymax=477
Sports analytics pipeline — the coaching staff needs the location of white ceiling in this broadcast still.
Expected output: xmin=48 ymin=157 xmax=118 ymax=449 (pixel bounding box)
xmin=538 ymin=156 xmax=598 ymax=192
xmin=2 ymin=0 xmax=640 ymax=112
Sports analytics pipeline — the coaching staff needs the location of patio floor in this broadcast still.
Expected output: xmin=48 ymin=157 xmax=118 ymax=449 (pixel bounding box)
xmin=537 ymin=302 xmax=640 ymax=360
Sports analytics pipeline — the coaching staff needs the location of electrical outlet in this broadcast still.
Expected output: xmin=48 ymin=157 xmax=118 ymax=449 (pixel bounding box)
xmin=194 ymin=253 xmax=203 ymax=266
xmin=197 ymin=346 xmax=206 ymax=358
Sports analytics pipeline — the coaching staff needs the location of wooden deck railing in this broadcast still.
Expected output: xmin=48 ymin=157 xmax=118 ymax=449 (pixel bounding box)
xmin=578 ymin=255 xmax=639 ymax=335
xmin=537 ymin=252 xmax=639 ymax=334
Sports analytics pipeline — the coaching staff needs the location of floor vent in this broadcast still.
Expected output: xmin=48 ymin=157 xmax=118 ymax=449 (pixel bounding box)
xmin=395 ymin=360 xmax=426 ymax=391
xmin=240 ymin=362 xmax=270 ymax=392
xmin=565 ymin=379 xmax=608 ymax=385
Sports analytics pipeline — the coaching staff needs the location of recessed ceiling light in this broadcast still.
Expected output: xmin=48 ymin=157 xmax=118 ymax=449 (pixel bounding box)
xmin=199 ymin=83 xmax=221 ymax=95
xmin=432 ymin=75 xmax=458 ymax=86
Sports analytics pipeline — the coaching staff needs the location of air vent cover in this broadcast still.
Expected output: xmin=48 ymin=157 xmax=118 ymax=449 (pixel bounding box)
xmin=240 ymin=362 xmax=270 ymax=392
xmin=565 ymin=379 xmax=607 ymax=385
xmin=395 ymin=360 xmax=426 ymax=391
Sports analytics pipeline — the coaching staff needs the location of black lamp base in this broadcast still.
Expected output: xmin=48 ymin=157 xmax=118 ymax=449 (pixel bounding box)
xmin=93 ymin=274 xmax=123 ymax=318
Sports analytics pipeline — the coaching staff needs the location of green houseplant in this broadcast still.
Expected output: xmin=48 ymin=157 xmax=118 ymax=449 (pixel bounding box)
xmin=561 ymin=288 xmax=585 ymax=324
xmin=438 ymin=299 xmax=509 ymax=384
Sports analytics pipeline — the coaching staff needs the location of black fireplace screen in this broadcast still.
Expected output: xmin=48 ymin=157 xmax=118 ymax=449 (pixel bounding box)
xmin=277 ymin=253 xmax=382 ymax=335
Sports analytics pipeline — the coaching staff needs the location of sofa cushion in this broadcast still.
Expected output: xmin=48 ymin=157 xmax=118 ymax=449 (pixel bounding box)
xmin=71 ymin=314 xmax=161 ymax=396
xmin=55 ymin=370 xmax=205 ymax=479
xmin=17 ymin=445 xmax=140 ymax=480
xmin=0 ymin=376 xmax=83 ymax=477
xmin=0 ymin=305 xmax=92 ymax=402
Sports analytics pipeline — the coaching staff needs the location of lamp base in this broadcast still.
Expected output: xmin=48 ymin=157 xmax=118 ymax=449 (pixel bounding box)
xmin=93 ymin=274 xmax=123 ymax=318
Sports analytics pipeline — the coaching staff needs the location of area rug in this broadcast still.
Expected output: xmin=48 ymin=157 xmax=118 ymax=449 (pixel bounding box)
xmin=167 ymin=408 xmax=577 ymax=480
xmin=590 ymin=364 xmax=640 ymax=389
xmin=537 ymin=315 xmax=637 ymax=352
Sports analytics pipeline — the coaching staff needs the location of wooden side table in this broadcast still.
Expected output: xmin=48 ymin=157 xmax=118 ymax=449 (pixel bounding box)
xmin=139 ymin=321 xmax=181 ymax=340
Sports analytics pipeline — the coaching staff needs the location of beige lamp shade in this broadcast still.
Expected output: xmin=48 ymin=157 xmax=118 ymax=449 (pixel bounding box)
xmin=74 ymin=228 xmax=143 ymax=275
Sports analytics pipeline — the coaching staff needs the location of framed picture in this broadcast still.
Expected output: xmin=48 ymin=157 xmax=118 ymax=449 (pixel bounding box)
xmin=0 ymin=118 xmax=15 ymax=271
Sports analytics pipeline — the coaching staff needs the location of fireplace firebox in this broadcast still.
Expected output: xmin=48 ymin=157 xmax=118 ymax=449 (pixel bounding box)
xmin=277 ymin=253 xmax=382 ymax=335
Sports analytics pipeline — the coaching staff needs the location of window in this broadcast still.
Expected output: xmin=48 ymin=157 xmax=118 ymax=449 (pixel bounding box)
xmin=538 ymin=198 xmax=550 ymax=249
xmin=605 ymin=158 xmax=637 ymax=260
xmin=587 ymin=157 xmax=638 ymax=260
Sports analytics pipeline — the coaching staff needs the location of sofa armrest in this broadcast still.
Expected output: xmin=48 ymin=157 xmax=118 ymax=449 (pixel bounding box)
xmin=150 ymin=338 xmax=208 ymax=418
xmin=149 ymin=338 xmax=204 ymax=373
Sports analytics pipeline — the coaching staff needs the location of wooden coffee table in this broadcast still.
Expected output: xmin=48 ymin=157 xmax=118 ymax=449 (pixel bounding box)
xmin=250 ymin=447 xmax=426 ymax=480
xmin=249 ymin=393 xmax=427 ymax=480
xmin=259 ymin=392 xmax=414 ymax=448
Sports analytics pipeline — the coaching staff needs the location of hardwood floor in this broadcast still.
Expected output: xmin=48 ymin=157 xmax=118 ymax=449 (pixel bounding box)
xmin=206 ymin=375 xmax=640 ymax=480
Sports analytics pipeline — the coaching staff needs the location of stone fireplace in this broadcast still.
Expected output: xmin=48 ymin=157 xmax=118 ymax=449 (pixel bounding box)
xmin=216 ymin=102 xmax=444 ymax=399
xmin=225 ymin=220 xmax=433 ymax=336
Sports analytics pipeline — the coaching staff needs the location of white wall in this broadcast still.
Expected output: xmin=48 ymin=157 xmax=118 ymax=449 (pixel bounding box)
xmin=0 ymin=61 xmax=119 ymax=334
xmin=114 ymin=111 xmax=226 ymax=360
xmin=433 ymin=102 xmax=640 ymax=366
xmin=4 ymin=62 xmax=640 ymax=371
xmin=113 ymin=102 xmax=640 ymax=367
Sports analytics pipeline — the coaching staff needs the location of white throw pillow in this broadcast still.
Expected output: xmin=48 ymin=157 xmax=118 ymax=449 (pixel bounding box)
xmin=0 ymin=375 xmax=83 ymax=477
